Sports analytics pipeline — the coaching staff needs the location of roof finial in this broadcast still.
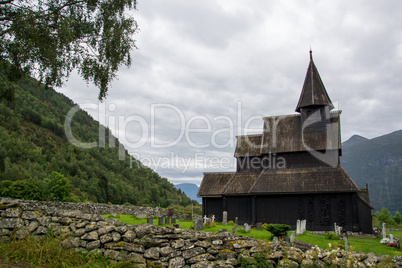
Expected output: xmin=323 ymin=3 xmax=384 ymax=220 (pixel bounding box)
xmin=309 ymin=48 xmax=313 ymax=60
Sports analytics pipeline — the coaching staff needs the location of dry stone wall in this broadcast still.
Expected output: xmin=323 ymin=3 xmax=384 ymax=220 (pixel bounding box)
xmin=1 ymin=198 xmax=402 ymax=267
xmin=0 ymin=197 xmax=184 ymax=219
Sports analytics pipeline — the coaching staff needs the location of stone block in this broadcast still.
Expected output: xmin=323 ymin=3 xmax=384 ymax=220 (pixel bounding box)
xmin=81 ymin=231 xmax=99 ymax=241
xmin=86 ymin=240 xmax=101 ymax=250
xmin=122 ymin=230 xmax=136 ymax=242
xmin=0 ymin=218 xmax=24 ymax=229
xmin=98 ymin=226 xmax=115 ymax=236
xmin=4 ymin=208 xmax=22 ymax=218
xmin=144 ymin=247 xmax=160 ymax=260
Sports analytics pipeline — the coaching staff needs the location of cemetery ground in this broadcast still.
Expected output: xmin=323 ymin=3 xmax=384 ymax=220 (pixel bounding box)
xmin=102 ymin=214 xmax=402 ymax=257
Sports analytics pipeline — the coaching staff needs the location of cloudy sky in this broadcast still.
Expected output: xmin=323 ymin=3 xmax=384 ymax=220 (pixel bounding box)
xmin=59 ymin=0 xmax=402 ymax=185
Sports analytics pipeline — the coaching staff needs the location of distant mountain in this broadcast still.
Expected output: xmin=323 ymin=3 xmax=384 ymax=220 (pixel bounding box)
xmin=342 ymin=135 xmax=369 ymax=149
xmin=341 ymin=130 xmax=402 ymax=213
xmin=175 ymin=183 xmax=201 ymax=203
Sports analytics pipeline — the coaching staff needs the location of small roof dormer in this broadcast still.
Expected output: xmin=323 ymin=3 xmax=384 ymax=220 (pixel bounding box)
xmin=295 ymin=51 xmax=334 ymax=113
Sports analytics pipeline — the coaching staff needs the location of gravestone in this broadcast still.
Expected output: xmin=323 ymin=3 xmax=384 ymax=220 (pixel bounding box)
xmin=390 ymin=234 xmax=394 ymax=244
xmin=256 ymin=222 xmax=262 ymax=230
xmin=158 ymin=216 xmax=164 ymax=226
xmin=222 ymin=211 xmax=228 ymax=225
xmin=290 ymin=231 xmax=295 ymax=243
xmin=147 ymin=216 xmax=153 ymax=225
xmin=211 ymin=215 xmax=215 ymax=222
xmin=243 ymin=223 xmax=250 ymax=232
xmin=272 ymin=236 xmax=279 ymax=243
xmin=194 ymin=218 xmax=203 ymax=230
xmin=165 ymin=216 xmax=170 ymax=225
xmin=171 ymin=216 xmax=176 ymax=224
xmin=205 ymin=218 xmax=211 ymax=226
xmin=301 ymin=219 xmax=306 ymax=233
xmin=203 ymin=215 xmax=208 ymax=224
xmin=232 ymin=226 xmax=237 ymax=236
xmin=111 ymin=210 xmax=117 ymax=217
xmin=296 ymin=219 xmax=301 ymax=235
xmin=344 ymin=236 xmax=348 ymax=251
xmin=234 ymin=217 xmax=238 ymax=226
xmin=382 ymin=223 xmax=386 ymax=239
xmin=334 ymin=223 xmax=338 ymax=235
xmin=284 ymin=235 xmax=289 ymax=243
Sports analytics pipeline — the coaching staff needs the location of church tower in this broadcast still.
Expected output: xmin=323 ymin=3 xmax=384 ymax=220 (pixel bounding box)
xmin=296 ymin=51 xmax=334 ymax=131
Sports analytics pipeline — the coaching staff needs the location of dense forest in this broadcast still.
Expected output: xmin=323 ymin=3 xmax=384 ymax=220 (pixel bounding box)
xmin=0 ymin=62 xmax=196 ymax=209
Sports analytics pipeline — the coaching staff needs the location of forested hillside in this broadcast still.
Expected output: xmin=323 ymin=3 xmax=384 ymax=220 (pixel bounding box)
xmin=341 ymin=131 xmax=402 ymax=213
xmin=0 ymin=62 xmax=195 ymax=208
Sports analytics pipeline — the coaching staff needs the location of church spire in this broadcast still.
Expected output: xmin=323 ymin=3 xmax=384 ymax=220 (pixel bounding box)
xmin=295 ymin=51 xmax=334 ymax=113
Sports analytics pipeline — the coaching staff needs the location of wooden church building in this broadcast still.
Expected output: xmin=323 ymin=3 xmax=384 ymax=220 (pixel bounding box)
xmin=197 ymin=52 xmax=373 ymax=233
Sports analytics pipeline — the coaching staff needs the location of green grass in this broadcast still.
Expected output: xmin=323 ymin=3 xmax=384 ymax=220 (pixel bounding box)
xmin=0 ymin=233 xmax=135 ymax=268
xmin=295 ymin=232 xmax=402 ymax=257
xmin=105 ymin=214 xmax=402 ymax=257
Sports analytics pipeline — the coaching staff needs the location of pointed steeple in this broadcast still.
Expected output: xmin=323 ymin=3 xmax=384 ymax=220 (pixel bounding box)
xmin=295 ymin=51 xmax=334 ymax=112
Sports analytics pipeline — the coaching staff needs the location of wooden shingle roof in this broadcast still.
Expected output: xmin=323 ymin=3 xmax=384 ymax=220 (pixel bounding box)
xmin=295 ymin=51 xmax=334 ymax=112
xmin=234 ymin=135 xmax=262 ymax=157
xmin=222 ymin=172 xmax=259 ymax=195
xmin=197 ymin=172 xmax=234 ymax=197
xmin=198 ymin=167 xmax=363 ymax=197
xmin=248 ymin=166 xmax=360 ymax=195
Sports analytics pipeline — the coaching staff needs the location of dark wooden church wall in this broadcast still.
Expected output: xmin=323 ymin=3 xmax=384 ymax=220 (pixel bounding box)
xmin=254 ymin=195 xmax=300 ymax=228
xmin=203 ymin=197 xmax=223 ymax=222
xmin=226 ymin=196 xmax=252 ymax=224
xmin=356 ymin=197 xmax=373 ymax=234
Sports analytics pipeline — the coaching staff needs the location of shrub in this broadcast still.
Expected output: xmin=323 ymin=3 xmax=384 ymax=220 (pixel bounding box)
xmin=325 ymin=232 xmax=340 ymax=240
xmin=263 ymin=223 xmax=290 ymax=237
xmin=204 ymin=222 xmax=216 ymax=228
xmin=228 ymin=220 xmax=234 ymax=226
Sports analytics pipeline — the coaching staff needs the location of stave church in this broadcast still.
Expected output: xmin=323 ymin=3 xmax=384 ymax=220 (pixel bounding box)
xmin=197 ymin=51 xmax=373 ymax=233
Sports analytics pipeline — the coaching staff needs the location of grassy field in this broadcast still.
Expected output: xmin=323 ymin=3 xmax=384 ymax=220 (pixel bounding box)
xmin=0 ymin=233 xmax=133 ymax=268
xmin=105 ymin=214 xmax=402 ymax=257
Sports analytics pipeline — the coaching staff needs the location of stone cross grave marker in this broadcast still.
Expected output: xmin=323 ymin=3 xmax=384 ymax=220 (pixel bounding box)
xmin=211 ymin=215 xmax=215 ymax=222
xmin=203 ymin=215 xmax=208 ymax=224
xmin=223 ymin=211 xmax=228 ymax=225
xmin=243 ymin=223 xmax=250 ymax=232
